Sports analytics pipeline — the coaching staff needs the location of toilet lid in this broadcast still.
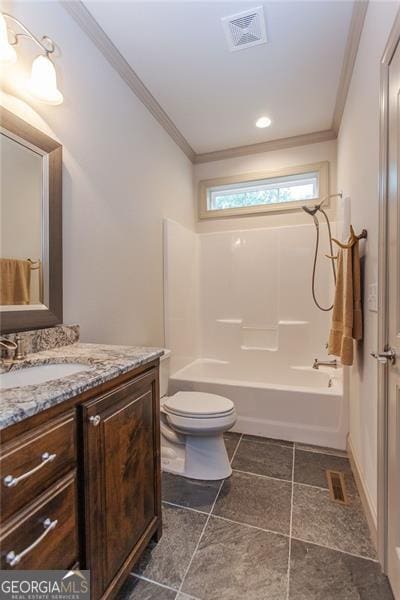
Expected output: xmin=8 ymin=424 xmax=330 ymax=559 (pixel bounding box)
xmin=163 ymin=391 xmax=234 ymax=418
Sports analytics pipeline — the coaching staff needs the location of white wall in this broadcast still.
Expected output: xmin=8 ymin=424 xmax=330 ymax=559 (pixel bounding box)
xmin=164 ymin=219 xmax=199 ymax=372
xmin=337 ymin=1 xmax=399 ymax=521
xmin=1 ymin=0 xmax=195 ymax=346
xmin=194 ymin=139 xmax=337 ymax=232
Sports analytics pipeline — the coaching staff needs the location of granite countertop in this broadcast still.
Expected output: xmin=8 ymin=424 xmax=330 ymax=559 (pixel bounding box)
xmin=0 ymin=343 xmax=164 ymax=430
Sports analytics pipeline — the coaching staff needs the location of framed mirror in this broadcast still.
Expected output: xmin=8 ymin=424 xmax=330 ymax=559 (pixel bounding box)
xmin=0 ymin=107 xmax=62 ymax=333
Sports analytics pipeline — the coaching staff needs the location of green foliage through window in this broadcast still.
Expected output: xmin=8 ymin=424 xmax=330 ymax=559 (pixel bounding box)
xmin=208 ymin=174 xmax=318 ymax=212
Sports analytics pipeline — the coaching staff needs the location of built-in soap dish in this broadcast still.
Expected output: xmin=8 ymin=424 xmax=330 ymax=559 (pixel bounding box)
xmin=240 ymin=326 xmax=278 ymax=351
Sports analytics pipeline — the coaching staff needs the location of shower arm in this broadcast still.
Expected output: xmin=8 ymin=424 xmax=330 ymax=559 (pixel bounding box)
xmin=316 ymin=192 xmax=342 ymax=211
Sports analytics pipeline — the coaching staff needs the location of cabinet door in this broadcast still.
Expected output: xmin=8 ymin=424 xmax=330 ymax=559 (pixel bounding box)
xmin=82 ymin=368 xmax=161 ymax=598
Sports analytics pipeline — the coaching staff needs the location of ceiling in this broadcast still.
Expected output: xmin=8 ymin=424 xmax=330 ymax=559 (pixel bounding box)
xmin=83 ymin=1 xmax=355 ymax=155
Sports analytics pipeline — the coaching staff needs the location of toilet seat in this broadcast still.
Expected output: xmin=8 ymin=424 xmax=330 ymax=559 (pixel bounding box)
xmin=163 ymin=391 xmax=234 ymax=419
xmin=166 ymin=411 xmax=237 ymax=435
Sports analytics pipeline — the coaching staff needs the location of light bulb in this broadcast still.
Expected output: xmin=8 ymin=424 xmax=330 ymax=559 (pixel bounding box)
xmin=26 ymin=55 xmax=63 ymax=105
xmin=255 ymin=116 xmax=272 ymax=128
xmin=0 ymin=13 xmax=17 ymax=64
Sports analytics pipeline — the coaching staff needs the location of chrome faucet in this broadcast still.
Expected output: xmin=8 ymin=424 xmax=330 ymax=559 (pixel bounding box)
xmin=313 ymin=358 xmax=338 ymax=370
xmin=0 ymin=335 xmax=25 ymax=363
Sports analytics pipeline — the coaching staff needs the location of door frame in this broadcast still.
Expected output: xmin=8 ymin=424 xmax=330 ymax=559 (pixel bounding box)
xmin=377 ymin=9 xmax=400 ymax=571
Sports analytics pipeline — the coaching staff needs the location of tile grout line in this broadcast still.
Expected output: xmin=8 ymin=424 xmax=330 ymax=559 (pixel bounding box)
xmin=210 ymin=513 xmax=290 ymax=539
xmin=294 ymin=480 xmax=361 ymax=499
xmin=240 ymin=437 xmax=294 ymax=449
xmin=162 ymin=502 xmax=290 ymax=539
xmin=294 ymin=480 xmax=333 ymax=492
xmin=231 ymin=436 xmax=347 ymax=457
xmin=232 ymin=466 xmax=349 ymax=494
xmin=230 ymin=432 xmax=244 ymax=464
xmin=286 ymin=443 xmax=295 ymax=600
xmin=162 ymin=500 xmax=210 ymax=516
xmin=291 ymin=535 xmax=380 ymax=563
xmin=163 ymin=501 xmax=291 ymax=539
xmin=176 ymin=477 xmax=226 ymax=597
xmin=294 ymin=443 xmax=348 ymax=458
xmin=175 ymin=436 xmax=242 ymax=598
xmin=132 ymin=568 xmax=201 ymax=599
xmin=232 ymin=467 xmax=293 ymax=485
xmin=129 ymin=573 xmax=181 ymax=594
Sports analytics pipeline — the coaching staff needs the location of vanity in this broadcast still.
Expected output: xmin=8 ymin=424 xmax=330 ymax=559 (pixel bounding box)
xmin=0 ymin=108 xmax=163 ymax=598
xmin=0 ymin=337 xmax=163 ymax=599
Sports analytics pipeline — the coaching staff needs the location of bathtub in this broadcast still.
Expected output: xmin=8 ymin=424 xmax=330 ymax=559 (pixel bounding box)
xmin=168 ymin=358 xmax=347 ymax=450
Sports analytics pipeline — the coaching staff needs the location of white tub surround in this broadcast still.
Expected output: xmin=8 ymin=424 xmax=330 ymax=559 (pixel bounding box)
xmin=164 ymin=218 xmax=347 ymax=450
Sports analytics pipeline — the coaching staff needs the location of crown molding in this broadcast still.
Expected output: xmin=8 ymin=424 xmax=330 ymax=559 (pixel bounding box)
xmin=193 ymin=129 xmax=337 ymax=164
xmin=61 ymin=0 xmax=196 ymax=162
xmin=332 ymin=0 xmax=369 ymax=134
xmin=61 ymin=1 xmax=363 ymax=165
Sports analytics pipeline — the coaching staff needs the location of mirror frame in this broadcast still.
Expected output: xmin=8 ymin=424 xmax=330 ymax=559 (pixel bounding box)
xmin=0 ymin=107 xmax=62 ymax=333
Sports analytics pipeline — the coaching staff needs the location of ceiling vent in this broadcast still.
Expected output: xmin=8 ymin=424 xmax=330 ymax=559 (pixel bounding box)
xmin=222 ymin=6 xmax=267 ymax=52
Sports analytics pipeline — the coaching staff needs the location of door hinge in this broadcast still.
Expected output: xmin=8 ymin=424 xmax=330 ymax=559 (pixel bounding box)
xmin=371 ymin=349 xmax=396 ymax=365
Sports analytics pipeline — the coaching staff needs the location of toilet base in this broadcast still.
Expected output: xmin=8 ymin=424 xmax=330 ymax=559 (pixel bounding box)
xmin=161 ymin=433 xmax=232 ymax=480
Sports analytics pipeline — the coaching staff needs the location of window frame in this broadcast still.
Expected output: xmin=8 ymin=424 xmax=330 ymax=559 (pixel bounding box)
xmin=198 ymin=161 xmax=329 ymax=220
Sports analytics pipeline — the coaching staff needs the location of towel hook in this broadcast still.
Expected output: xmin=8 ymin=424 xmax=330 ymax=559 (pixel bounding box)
xmin=332 ymin=226 xmax=368 ymax=250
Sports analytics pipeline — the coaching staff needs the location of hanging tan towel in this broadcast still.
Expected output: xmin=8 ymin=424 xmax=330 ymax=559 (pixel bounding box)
xmin=352 ymin=240 xmax=362 ymax=341
xmin=328 ymin=239 xmax=362 ymax=366
xmin=0 ymin=258 xmax=31 ymax=305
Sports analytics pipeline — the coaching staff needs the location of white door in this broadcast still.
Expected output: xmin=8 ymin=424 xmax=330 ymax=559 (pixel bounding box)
xmin=387 ymin=33 xmax=400 ymax=599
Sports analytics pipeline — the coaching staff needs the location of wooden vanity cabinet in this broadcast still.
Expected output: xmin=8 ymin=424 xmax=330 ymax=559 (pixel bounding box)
xmin=0 ymin=360 xmax=161 ymax=600
xmin=81 ymin=367 xmax=161 ymax=598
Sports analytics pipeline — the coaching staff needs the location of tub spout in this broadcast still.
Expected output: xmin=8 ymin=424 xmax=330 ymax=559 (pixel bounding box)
xmin=313 ymin=358 xmax=338 ymax=370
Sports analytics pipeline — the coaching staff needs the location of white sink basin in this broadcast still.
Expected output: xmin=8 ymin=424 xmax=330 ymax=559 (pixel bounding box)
xmin=0 ymin=363 xmax=94 ymax=389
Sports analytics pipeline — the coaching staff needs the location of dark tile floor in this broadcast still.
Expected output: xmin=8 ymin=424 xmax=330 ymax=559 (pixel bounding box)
xmin=117 ymin=432 xmax=394 ymax=600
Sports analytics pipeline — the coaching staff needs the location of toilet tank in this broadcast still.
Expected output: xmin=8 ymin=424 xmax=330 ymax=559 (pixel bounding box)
xmin=159 ymin=349 xmax=171 ymax=398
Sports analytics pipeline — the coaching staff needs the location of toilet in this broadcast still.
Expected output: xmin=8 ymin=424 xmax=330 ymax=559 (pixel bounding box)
xmin=160 ymin=351 xmax=236 ymax=480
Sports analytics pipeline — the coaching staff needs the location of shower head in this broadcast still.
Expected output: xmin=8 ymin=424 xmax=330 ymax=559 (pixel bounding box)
xmin=302 ymin=204 xmax=320 ymax=227
xmin=302 ymin=204 xmax=319 ymax=216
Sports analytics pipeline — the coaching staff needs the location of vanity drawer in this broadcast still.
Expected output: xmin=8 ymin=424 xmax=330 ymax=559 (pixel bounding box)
xmin=0 ymin=412 xmax=76 ymax=521
xmin=0 ymin=473 xmax=78 ymax=570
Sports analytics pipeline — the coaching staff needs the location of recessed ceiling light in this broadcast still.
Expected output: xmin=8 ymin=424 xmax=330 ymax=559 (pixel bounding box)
xmin=256 ymin=116 xmax=272 ymax=128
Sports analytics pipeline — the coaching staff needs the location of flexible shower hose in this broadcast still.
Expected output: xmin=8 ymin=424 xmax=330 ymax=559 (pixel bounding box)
xmin=310 ymin=209 xmax=337 ymax=312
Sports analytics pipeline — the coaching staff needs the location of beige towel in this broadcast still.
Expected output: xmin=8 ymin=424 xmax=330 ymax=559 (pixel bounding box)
xmin=352 ymin=241 xmax=362 ymax=341
xmin=0 ymin=258 xmax=31 ymax=305
xmin=328 ymin=240 xmax=362 ymax=366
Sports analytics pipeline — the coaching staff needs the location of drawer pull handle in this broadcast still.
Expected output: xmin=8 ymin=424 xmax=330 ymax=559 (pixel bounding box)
xmin=3 ymin=452 xmax=57 ymax=488
xmin=6 ymin=518 xmax=58 ymax=567
xmin=89 ymin=415 xmax=101 ymax=427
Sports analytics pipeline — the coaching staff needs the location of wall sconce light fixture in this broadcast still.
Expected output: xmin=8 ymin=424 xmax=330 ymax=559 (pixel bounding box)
xmin=0 ymin=12 xmax=63 ymax=105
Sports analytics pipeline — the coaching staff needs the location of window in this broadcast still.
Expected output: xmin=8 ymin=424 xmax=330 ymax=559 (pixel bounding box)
xmin=199 ymin=162 xmax=329 ymax=219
